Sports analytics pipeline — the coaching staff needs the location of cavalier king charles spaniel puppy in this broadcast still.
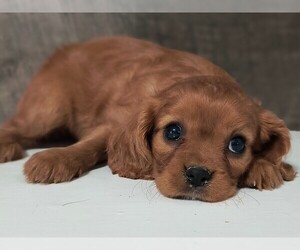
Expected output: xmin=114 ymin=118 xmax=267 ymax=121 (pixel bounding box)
xmin=0 ymin=36 xmax=296 ymax=202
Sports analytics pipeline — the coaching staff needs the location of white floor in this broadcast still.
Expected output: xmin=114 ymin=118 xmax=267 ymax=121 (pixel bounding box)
xmin=0 ymin=132 xmax=299 ymax=237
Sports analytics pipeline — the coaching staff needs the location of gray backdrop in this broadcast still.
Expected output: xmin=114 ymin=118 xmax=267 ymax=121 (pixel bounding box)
xmin=1 ymin=0 xmax=300 ymax=12
xmin=0 ymin=14 xmax=299 ymax=129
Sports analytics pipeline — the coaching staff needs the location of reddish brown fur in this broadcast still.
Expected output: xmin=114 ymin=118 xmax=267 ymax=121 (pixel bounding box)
xmin=0 ymin=36 xmax=296 ymax=202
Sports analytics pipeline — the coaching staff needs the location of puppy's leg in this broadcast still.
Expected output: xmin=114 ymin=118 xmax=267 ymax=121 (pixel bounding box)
xmin=0 ymin=110 xmax=67 ymax=163
xmin=0 ymin=113 xmax=67 ymax=164
xmin=0 ymin=77 xmax=70 ymax=163
xmin=24 ymin=126 xmax=108 ymax=183
xmin=0 ymin=126 xmax=24 ymax=162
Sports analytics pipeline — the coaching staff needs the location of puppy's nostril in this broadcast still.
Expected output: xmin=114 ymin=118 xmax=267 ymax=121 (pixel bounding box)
xmin=185 ymin=166 xmax=212 ymax=187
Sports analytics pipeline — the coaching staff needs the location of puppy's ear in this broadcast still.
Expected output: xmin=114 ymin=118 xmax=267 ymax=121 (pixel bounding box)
xmin=239 ymin=109 xmax=296 ymax=190
xmin=258 ymin=109 xmax=290 ymax=164
xmin=107 ymin=101 xmax=157 ymax=180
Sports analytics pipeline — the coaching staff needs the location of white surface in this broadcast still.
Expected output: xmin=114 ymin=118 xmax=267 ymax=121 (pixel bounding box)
xmin=0 ymin=132 xmax=299 ymax=237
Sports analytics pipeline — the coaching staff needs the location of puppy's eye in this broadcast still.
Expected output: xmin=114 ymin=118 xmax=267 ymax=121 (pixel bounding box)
xmin=164 ymin=123 xmax=182 ymax=141
xmin=228 ymin=136 xmax=245 ymax=154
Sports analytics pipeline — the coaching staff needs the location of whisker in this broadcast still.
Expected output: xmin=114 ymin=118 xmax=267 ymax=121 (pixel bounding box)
xmin=237 ymin=194 xmax=244 ymax=205
xmin=239 ymin=189 xmax=260 ymax=205
xmin=231 ymin=196 xmax=240 ymax=208
xmin=130 ymin=180 xmax=142 ymax=197
xmin=144 ymin=181 xmax=162 ymax=202
xmin=151 ymin=190 xmax=162 ymax=202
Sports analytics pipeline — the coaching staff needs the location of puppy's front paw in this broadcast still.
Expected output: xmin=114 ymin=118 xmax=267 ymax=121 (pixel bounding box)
xmin=112 ymin=166 xmax=154 ymax=180
xmin=24 ymin=149 xmax=83 ymax=183
xmin=279 ymin=162 xmax=297 ymax=181
xmin=239 ymin=159 xmax=295 ymax=190
xmin=117 ymin=170 xmax=154 ymax=180
xmin=0 ymin=142 xmax=24 ymax=163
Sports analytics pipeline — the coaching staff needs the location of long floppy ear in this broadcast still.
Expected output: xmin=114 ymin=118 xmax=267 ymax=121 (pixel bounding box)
xmin=258 ymin=109 xmax=291 ymax=164
xmin=107 ymin=102 xmax=157 ymax=180
xmin=239 ymin=109 xmax=296 ymax=190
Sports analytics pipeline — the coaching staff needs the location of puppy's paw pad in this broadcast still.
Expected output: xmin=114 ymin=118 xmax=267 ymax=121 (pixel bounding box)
xmin=24 ymin=149 xmax=81 ymax=183
xmin=0 ymin=142 xmax=24 ymax=163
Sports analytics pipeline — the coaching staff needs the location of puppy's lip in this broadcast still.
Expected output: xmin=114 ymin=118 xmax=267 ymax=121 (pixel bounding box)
xmin=173 ymin=185 xmax=208 ymax=201
xmin=187 ymin=183 xmax=207 ymax=190
xmin=172 ymin=189 xmax=230 ymax=202
xmin=172 ymin=191 xmax=207 ymax=201
xmin=173 ymin=195 xmax=200 ymax=201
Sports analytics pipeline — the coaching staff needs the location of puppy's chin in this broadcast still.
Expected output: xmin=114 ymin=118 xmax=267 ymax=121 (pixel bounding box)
xmin=154 ymin=171 xmax=237 ymax=203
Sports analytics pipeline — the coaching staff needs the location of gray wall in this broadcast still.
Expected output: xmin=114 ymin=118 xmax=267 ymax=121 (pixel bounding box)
xmin=0 ymin=14 xmax=299 ymax=129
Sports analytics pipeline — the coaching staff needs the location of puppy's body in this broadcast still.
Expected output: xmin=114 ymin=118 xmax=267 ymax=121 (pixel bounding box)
xmin=0 ymin=36 xmax=296 ymax=202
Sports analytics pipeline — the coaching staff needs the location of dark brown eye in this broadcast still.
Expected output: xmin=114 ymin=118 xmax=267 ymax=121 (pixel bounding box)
xmin=164 ymin=123 xmax=182 ymax=141
xmin=228 ymin=136 xmax=246 ymax=154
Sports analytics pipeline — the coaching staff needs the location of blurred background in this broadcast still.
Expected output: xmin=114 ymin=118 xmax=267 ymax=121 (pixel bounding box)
xmin=0 ymin=13 xmax=299 ymax=129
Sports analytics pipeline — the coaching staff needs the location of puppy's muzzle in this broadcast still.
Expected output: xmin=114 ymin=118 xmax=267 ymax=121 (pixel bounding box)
xmin=185 ymin=166 xmax=212 ymax=187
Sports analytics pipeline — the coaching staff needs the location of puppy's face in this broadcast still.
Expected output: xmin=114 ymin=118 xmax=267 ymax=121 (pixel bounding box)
xmin=108 ymin=77 xmax=294 ymax=202
xmin=151 ymin=80 xmax=258 ymax=202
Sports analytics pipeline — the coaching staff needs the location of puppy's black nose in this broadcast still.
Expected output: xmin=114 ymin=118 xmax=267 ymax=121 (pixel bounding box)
xmin=185 ymin=166 xmax=212 ymax=187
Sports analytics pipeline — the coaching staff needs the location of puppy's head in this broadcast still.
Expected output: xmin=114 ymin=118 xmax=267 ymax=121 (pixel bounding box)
xmin=108 ymin=76 xmax=294 ymax=202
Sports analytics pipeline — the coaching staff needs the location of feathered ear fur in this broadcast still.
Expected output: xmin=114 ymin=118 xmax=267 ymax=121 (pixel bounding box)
xmin=239 ymin=109 xmax=296 ymax=190
xmin=107 ymin=102 xmax=157 ymax=180
xmin=258 ymin=109 xmax=291 ymax=164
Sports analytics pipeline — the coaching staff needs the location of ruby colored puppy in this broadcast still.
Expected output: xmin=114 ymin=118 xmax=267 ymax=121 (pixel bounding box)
xmin=0 ymin=37 xmax=296 ymax=202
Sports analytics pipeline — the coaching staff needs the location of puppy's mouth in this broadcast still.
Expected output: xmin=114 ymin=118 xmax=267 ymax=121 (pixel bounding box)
xmin=154 ymin=166 xmax=237 ymax=202
xmin=174 ymin=181 xmax=211 ymax=201
xmin=174 ymin=190 xmax=206 ymax=201
xmin=154 ymin=168 xmax=215 ymax=201
xmin=173 ymin=185 xmax=235 ymax=202
xmin=177 ymin=166 xmax=214 ymax=200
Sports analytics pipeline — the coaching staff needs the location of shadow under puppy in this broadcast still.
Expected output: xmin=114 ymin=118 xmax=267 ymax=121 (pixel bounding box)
xmin=0 ymin=36 xmax=296 ymax=202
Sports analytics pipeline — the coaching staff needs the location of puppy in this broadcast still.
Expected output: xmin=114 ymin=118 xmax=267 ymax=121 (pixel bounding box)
xmin=0 ymin=36 xmax=296 ymax=202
